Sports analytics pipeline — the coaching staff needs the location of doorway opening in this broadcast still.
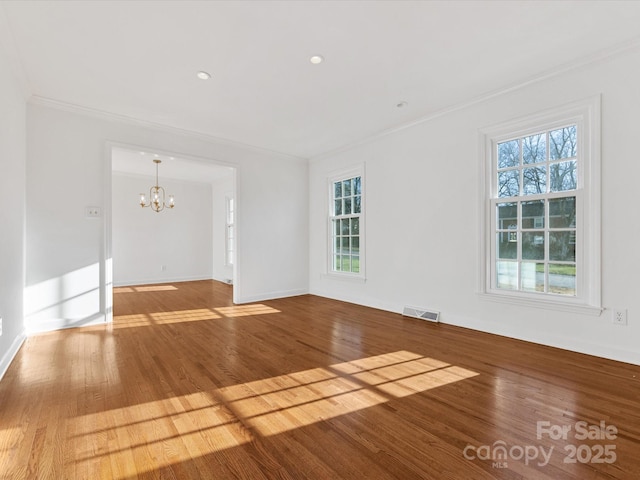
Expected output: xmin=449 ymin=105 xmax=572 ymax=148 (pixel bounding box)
xmin=104 ymin=143 xmax=236 ymax=322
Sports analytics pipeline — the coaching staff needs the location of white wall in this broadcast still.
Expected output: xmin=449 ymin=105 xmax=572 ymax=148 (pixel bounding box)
xmin=310 ymin=47 xmax=640 ymax=365
xmin=112 ymin=173 xmax=214 ymax=286
xmin=211 ymin=175 xmax=234 ymax=283
xmin=0 ymin=39 xmax=27 ymax=377
xmin=25 ymin=103 xmax=309 ymax=332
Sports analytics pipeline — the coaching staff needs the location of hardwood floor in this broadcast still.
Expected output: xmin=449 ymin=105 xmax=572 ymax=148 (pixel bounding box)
xmin=1 ymin=280 xmax=639 ymax=479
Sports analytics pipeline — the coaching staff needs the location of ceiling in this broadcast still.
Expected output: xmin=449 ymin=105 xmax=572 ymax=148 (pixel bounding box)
xmin=3 ymin=0 xmax=640 ymax=160
xmin=111 ymin=147 xmax=234 ymax=183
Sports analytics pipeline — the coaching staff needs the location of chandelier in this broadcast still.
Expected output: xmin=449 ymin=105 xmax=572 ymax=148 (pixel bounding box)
xmin=139 ymin=159 xmax=175 ymax=212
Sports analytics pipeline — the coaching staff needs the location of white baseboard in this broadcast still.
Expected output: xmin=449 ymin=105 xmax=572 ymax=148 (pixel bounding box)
xmin=211 ymin=275 xmax=233 ymax=285
xmin=234 ymin=288 xmax=308 ymax=304
xmin=308 ymin=288 xmax=399 ymax=315
xmin=114 ymin=275 xmax=213 ymax=287
xmin=0 ymin=332 xmax=26 ymax=382
xmin=309 ymin=289 xmax=640 ymax=367
xmin=441 ymin=313 xmax=640 ymax=366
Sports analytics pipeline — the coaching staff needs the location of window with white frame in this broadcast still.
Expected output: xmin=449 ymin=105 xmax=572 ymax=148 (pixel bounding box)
xmin=329 ymin=169 xmax=364 ymax=276
xmin=225 ymin=196 xmax=235 ymax=266
xmin=480 ymin=98 xmax=601 ymax=313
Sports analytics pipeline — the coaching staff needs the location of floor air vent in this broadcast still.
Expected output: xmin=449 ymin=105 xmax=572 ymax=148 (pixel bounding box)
xmin=402 ymin=306 xmax=440 ymax=323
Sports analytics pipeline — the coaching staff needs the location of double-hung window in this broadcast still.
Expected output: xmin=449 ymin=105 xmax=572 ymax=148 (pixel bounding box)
xmin=480 ymin=98 xmax=601 ymax=313
xmin=329 ymin=168 xmax=364 ymax=276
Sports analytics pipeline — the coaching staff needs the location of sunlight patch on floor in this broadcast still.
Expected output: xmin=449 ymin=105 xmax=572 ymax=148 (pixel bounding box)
xmin=113 ymin=285 xmax=178 ymax=293
xmin=71 ymin=351 xmax=478 ymax=476
xmin=220 ymin=350 xmax=478 ymax=435
xmin=213 ymin=304 xmax=281 ymax=317
xmin=113 ymin=305 xmax=281 ymax=328
xmin=113 ymin=309 xmax=222 ymax=328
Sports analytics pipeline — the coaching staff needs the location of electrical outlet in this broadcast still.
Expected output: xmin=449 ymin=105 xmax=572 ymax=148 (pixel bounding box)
xmin=85 ymin=206 xmax=101 ymax=218
xmin=161 ymin=265 xmax=167 ymax=272
xmin=612 ymin=309 xmax=628 ymax=326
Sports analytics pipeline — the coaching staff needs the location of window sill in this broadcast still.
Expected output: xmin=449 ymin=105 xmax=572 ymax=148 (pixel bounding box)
xmin=478 ymin=291 xmax=603 ymax=316
xmin=322 ymin=273 xmax=367 ymax=284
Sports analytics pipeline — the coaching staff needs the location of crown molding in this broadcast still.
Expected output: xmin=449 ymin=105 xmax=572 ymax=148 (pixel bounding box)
xmin=27 ymin=95 xmax=308 ymax=163
xmin=310 ymin=35 xmax=640 ymax=163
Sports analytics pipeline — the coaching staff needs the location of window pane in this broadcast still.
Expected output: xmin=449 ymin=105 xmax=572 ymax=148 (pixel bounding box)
xmin=343 ymin=179 xmax=352 ymax=196
xmin=226 ymin=204 xmax=233 ymax=224
xmin=334 ymin=237 xmax=340 ymax=254
xmin=498 ymin=170 xmax=519 ymax=197
xmin=497 ymin=261 xmax=518 ymax=290
xmin=498 ymin=140 xmax=519 ymax=169
xmin=341 ymin=256 xmax=351 ymax=272
xmin=549 ymin=197 xmax=576 ymax=228
xmin=352 ymin=256 xmax=360 ymax=273
xmin=550 ymin=161 xmax=577 ymax=192
xmin=344 ymin=197 xmax=352 ymax=215
xmin=523 ymin=166 xmax=546 ymax=195
xmin=341 ymin=237 xmax=350 ymax=255
xmin=497 ymin=233 xmax=517 ymax=259
xmin=549 ymin=231 xmax=575 ymax=261
xmin=334 ymin=200 xmax=342 ymax=215
xmin=334 ymin=181 xmax=342 ymax=199
xmin=333 ymin=219 xmax=340 ymax=235
xmin=550 ymin=125 xmax=577 ymax=160
xmin=497 ymin=202 xmax=517 ymax=229
xmin=352 ymin=217 xmax=360 ymax=235
xmin=522 ymin=232 xmax=545 ymax=260
xmin=333 ymin=255 xmax=341 ymax=271
xmin=522 ymin=200 xmax=544 ymax=229
xmin=352 ymin=236 xmax=359 ymax=254
xmin=340 ymin=218 xmax=349 ymax=235
xmin=523 ymin=133 xmax=546 ymax=164
xmin=354 ymin=195 xmax=361 ymax=213
xmin=521 ymin=262 xmax=545 ymax=292
xmin=227 ymin=199 xmax=235 ymax=223
xmin=353 ymin=176 xmax=362 ymax=195
xmin=549 ymin=264 xmax=576 ymax=296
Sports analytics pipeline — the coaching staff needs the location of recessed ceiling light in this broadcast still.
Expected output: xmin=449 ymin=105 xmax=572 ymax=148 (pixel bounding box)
xmin=197 ymin=71 xmax=211 ymax=80
xmin=309 ymin=55 xmax=324 ymax=65
xmin=396 ymin=101 xmax=408 ymax=108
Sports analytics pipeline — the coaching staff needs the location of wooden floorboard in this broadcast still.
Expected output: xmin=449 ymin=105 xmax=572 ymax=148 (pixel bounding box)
xmin=1 ymin=279 xmax=639 ymax=479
